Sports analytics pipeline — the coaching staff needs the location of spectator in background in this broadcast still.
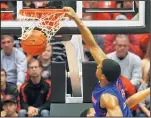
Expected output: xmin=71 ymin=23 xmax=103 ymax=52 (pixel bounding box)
xmin=33 ymin=1 xmax=47 ymax=8
xmin=141 ymin=40 xmax=150 ymax=84
xmin=104 ymin=13 xmax=146 ymax=58
xmin=13 ymin=35 xmax=22 ymax=51
xmin=107 ymin=34 xmax=142 ymax=89
xmin=23 ymin=0 xmax=35 ymax=8
xmin=38 ymin=44 xmax=52 ymax=80
xmin=1 ymin=68 xmax=19 ymax=111
xmin=141 ymin=58 xmax=150 ymax=84
xmin=1 ymin=95 xmax=18 ymax=117
xmin=1 ymin=2 xmax=14 ymax=20
xmin=123 ymin=0 xmax=133 ymax=8
xmin=116 ymin=1 xmax=123 ymax=8
xmin=122 ymin=0 xmax=138 ymax=20
xmin=50 ymin=37 xmax=67 ymax=62
xmin=19 ymin=59 xmax=51 ymax=117
xmin=129 ymin=34 xmax=150 ymax=58
xmin=104 ymin=34 xmax=149 ymax=58
xmin=1 ymin=35 xmax=27 ymax=92
xmin=136 ymin=73 xmax=150 ymax=117
xmin=83 ymin=1 xmax=119 ymax=20
xmin=46 ymin=0 xmax=65 ymax=8
xmin=144 ymin=39 xmax=150 ymax=59
xmin=46 ymin=0 xmax=76 ymax=10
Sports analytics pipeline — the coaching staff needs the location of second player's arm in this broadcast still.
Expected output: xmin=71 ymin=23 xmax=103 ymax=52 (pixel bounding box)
xmin=126 ymin=88 xmax=150 ymax=108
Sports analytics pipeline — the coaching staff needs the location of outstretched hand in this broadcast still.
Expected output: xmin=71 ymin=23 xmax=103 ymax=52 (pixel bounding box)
xmin=63 ymin=7 xmax=77 ymax=20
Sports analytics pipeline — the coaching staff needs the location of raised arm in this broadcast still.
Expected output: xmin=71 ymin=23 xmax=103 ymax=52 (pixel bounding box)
xmin=126 ymin=88 xmax=150 ymax=108
xmin=64 ymin=7 xmax=108 ymax=65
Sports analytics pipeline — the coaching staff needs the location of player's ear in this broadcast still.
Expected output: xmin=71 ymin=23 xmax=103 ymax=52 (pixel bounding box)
xmin=101 ymin=74 xmax=106 ymax=80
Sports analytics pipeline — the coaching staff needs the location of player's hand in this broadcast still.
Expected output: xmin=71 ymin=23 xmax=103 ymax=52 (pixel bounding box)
xmin=1 ymin=111 xmax=7 ymax=117
xmin=63 ymin=7 xmax=77 ymax=19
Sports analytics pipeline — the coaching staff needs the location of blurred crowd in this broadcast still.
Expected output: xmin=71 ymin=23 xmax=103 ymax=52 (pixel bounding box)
xmin=0 ymin=33 xmax=150 ymax=117
xmin=1 ymin=1 xmax=138 ymax=20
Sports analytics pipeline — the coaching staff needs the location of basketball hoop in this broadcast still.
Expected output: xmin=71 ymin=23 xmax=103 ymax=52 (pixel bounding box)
xmin=18 ymin=9 xmax=68 ymax=56
xmin=18 ymin=9 xmax=68 ymax=42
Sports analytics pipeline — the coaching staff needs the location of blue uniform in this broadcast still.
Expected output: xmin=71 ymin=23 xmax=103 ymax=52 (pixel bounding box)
xmin=92 ymin=78 xmax=132 ymax=117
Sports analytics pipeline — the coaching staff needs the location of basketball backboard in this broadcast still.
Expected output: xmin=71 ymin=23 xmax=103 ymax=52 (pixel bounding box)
xmin=1 ymin=0 xmax=150 ymax=34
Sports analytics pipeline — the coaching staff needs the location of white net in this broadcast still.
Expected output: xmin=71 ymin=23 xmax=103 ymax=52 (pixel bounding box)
xmin=18 ymin=10 xmax=68 ymax=42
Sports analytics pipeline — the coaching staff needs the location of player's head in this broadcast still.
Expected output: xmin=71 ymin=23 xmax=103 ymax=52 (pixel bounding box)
xmin=96 ymin=59 xmax=121 ymax=84
xmin=80 ymin=108 xmax=95 ymax=117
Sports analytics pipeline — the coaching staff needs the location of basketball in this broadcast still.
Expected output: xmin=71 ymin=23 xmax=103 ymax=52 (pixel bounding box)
xmin=21 ymin=30 xmax=47 ymax=56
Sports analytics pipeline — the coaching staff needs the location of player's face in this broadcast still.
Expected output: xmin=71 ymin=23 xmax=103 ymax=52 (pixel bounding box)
xmin=1 ymin=38 xmax=14 ymax=55
xmin=96 ymin=63 xmax=107 ymax=82
xmin=41 ymin=45 xmax=52 ymax=60
xmin=96 ymin=64 xmax=102 ymax=80
xmin=115 ymin=38 xmax=129 ymax=58
xmin=3 ymin=102 xmax=17 ymax=117
xmin=1 ymin=71 xmax=6 ymax=87
xmin=28 ymin=61 xmax=42 ymax=77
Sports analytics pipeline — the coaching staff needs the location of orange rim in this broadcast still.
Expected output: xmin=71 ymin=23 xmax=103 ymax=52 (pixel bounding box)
xmin=19 ymin=9 xmax=65 ymax=16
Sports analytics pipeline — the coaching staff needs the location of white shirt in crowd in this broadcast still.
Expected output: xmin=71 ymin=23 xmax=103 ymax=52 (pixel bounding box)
xmin=1 ymin=48 xmax=27 ymax=86
xmin=107 ymin=51 xmax=142 ymax=88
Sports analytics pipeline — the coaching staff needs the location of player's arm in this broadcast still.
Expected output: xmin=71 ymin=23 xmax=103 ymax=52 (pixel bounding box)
xmin=100 ymin=94 xmax=123 ymax=116
xmin=64 ymin=7 xmax=108 ymax=65
xmin=126 ymin=88 xmax=150 ymax=108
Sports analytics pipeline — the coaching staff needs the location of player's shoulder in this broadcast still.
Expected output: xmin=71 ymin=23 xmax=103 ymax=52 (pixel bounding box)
xmin=100 ymin=93 xmax=119 ymax=109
